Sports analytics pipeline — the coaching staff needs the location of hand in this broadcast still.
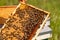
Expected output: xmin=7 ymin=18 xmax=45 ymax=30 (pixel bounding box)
xmin=18 ymin=0 xmax=27 ymax=3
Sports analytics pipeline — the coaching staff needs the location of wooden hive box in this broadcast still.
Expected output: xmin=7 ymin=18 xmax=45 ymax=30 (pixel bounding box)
xmin=0 ymin=3 xmax=50 ymax=40
xmin=0 ymin=6 xmax=16 ymax=24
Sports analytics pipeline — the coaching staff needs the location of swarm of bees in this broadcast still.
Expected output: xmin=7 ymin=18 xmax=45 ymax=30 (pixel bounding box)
xmin=0 ymin=4 xmax=47 ymax=40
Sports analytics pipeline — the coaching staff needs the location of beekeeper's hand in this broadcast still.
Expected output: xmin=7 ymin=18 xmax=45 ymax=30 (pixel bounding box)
xmin=18 ymin=0 xmax=27 ymax=3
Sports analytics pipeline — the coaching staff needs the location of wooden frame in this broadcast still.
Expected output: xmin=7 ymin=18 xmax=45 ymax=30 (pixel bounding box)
xmin=0 ymin=3 xmax=50 ymax=40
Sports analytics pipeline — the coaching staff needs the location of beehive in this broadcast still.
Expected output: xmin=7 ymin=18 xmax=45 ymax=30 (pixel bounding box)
xmin=0 ymin=6 xmax=16 ymax=24
xmin=0 ymin=3 xmax=50 ymax=40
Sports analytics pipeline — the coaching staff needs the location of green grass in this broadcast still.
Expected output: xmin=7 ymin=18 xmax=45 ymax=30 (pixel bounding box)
xmin=0 ymin=0 xmax=60 ymax=40
xmin=0 ymin=0 xmax=19 ymax=6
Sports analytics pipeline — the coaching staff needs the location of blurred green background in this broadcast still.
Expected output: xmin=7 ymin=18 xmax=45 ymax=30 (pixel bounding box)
xmin=0 ymin=0 xmax=60 ymax=40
